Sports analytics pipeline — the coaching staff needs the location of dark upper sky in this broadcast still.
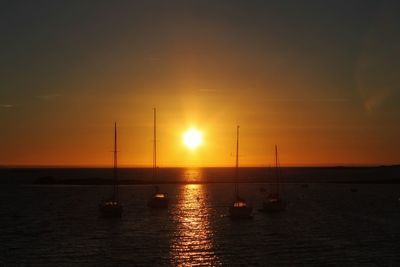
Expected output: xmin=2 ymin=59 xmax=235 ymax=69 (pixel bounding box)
xmin=1 ymin=0 xmax=399 ymax=166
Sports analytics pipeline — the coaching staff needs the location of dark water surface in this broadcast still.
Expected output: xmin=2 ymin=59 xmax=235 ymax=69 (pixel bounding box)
xmin=1 ymin=169 xmax=400 ymax=266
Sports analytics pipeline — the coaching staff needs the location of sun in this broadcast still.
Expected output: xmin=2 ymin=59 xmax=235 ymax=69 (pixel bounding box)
xmin=183 ymin=128 xmax=203 ymax=150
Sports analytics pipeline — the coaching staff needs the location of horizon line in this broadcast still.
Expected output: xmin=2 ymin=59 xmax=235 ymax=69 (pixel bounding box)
xmin=1 ymin=163 xmax=399 ymax=169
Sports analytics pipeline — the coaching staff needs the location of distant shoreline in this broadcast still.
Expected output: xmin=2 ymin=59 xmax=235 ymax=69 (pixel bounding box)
xmin=1 ymin=166 xmax=399 ymax=185
xmin=2 ymin=165 xmax=400 ymax=169
xmin=33 ymin=179 xmax=400 ymax=185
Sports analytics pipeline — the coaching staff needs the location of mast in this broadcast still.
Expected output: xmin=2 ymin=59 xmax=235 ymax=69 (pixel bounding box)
xmin=113 ymin=122 xmax=118 ymax=200
xmin=275 ymin=145 xmax=279 ymax=195
xmin=153 ymin=108 xmax=157 ymax=184
xmin=235 ymin=125 xmax=239 ymax=198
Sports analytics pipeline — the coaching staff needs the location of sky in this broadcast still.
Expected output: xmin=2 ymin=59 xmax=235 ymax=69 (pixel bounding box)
xmin=1 ymin=0 xmax=399 ymax=167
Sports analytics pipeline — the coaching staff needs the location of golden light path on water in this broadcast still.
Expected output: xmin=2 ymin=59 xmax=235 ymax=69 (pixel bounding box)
xmin=170 ymin=169 xmax=220 ymax=266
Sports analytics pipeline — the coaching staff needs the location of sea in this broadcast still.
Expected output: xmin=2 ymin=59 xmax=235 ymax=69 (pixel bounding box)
xmin=1 ymin=167 xmax=400 ymax=266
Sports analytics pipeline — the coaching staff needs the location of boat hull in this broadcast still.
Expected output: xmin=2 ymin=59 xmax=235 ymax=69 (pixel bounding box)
xmin=99 ymin=203 xmax=123 ymax=218
xmin=148 ymin=197 xmax=169 ymax=209
xmin=229 ymin=206 xmax=253 ymax=219
xmin=260 ymin=200 xmax=286 ymax=213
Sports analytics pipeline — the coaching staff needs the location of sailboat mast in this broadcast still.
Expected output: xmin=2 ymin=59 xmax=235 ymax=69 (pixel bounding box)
xmin=235 ymin=125 xmax=239 ymax=197
xmin=275 ymin=145 xmax=279 ymax=195
xmin=153 ymin=108 xmax=157 ymax=181
xmin=113 ymin=122 xmax=118 ymax=200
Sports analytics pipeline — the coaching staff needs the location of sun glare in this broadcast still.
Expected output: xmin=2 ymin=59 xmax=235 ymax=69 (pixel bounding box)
xmin=183 ymin=128 xmax=202 ymax=150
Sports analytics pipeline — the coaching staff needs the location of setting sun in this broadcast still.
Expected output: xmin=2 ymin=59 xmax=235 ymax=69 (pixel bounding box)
xmin=183 ymin=128 xmax=203 ymax=150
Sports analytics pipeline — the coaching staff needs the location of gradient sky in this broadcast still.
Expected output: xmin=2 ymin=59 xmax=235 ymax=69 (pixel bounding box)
xmin=1 ymin=0 xmax=399 ymax=167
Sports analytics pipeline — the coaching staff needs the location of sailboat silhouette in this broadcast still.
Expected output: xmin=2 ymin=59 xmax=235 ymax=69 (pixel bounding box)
xmin=229 ymin=125 xmax=253 ymax=219
xmin=148 ymin=108 xmax=169 ymax=209
xmin=260 ymin=145 xmax=286 ymax=212
xmin=99 ymin=122 xmax=123 ymax=217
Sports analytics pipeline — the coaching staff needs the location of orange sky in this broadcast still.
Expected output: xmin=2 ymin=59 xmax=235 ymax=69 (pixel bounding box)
xmin=2 ymin=88 xmax=399 ymax=167
xmin=1 ymin=1 xmax=399 ymax=167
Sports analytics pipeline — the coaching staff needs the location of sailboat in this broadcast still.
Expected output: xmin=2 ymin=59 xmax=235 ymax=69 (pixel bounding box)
xmin=148 ymin=108 xmax=169 ymax=209
xmin=99 ymin=122 xmax=123 ymax=217
xmin=229 ymin=125 xmax=253 ymax=219
xmin=260 ymin=145 xmax=286 ymax=212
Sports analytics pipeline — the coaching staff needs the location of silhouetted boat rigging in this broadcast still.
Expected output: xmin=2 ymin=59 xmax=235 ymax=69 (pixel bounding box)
xmin=229 ymin=125 xmax=253 ymax=219
xmin=148 ymin=108 xmax=169 ymax=209
xmin=99 ymin=122 xmax=123 ymax=218
xmin=260 ymin=145 xmax=286 ymax=212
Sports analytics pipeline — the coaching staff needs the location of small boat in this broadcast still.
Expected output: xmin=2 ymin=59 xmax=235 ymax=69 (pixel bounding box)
xmin=260 ymin=145 xmax=286 ymax=212
xmin=99 ymin=122 xmax=123 ymax=218
xmin=148 ymin=108 xmax=169 ymax=209
xmin=229 ymin=126 xmax=252 ymax=219
xmin=148 ymin=186 xmax=169 ymax=208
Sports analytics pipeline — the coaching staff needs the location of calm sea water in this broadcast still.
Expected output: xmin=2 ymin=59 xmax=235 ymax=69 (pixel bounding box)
xmin=1 ymin=168 xmax=400 ymax=266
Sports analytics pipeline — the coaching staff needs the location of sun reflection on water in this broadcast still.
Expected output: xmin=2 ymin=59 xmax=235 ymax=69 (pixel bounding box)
xmin=181 ymin=168 xmax=204 ymax=183
xmin=170 ymin=183 xmax=220 ymax=266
